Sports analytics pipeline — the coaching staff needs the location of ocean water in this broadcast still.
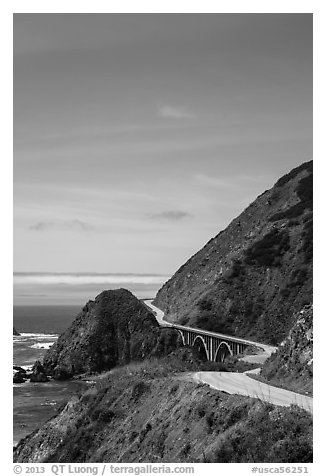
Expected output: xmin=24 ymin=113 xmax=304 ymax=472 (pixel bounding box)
xmin=13 ymin=305 xmax=82 ymax=334
xmin=13 ymin=306 xmax=92 ymax=447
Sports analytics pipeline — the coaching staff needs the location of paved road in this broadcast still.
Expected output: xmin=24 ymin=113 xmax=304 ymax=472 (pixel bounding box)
xmin=145 ymin=300 xmax=170 ymax=326
xmin=239 ymin=344 xmax=276 ymax=365
xmin=193 ymin=371 xmax=313 ymax=414
xmin=145 ymin=300 xmax=312 ymax=414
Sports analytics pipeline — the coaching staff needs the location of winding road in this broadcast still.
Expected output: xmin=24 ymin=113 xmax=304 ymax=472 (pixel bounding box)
xmin=145 ymin=300 xmax=313 ymax=414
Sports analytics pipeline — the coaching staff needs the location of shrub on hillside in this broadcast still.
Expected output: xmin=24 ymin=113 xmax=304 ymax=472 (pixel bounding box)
xmin=270 ymin=169 xmax=312 ymax=222
xmin=207 ymin=403 xmax=312 ymax=463
xmin=91 ymin=408 xmax=115 ymax=423
xmin=223 ymin=259 xmax=244 ymax=281
xmin=280 ymin=266 xmax=310 ymax=299
xmin=229 ymin=259 xmax=244 ymax=278
xmin=301 ymin=215 xmax=313 ymax=263
xmin=195 ymin=312 xmax=234 ymax=335
xmin=244 ymin=229 xmax=290 ymax=267
xmin=152 ymin=328 xmax=182 ymax=357
xmin=131 ymin=381 xmax=151 ymax=401
xmin=198 ymin=298 xmax=213 ymax=312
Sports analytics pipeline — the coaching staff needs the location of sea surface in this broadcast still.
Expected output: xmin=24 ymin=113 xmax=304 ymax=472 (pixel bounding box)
xmin=14 ymin=305 xmax=82 ymax=334
xmin=13 ymin=306 xmax=92 ymax=447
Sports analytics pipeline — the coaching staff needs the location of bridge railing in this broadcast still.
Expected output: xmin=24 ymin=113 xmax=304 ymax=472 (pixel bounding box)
xmin=168 ymin=322 xmax=264 ymax=348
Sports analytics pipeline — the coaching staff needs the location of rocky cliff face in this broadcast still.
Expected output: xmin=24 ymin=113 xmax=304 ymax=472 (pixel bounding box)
xmin=43 ymin=289 xmax=163 ymax=378
xmin=154 ymin=161 xmax=313 ymax=345
xmin=261 ymin=304 xmax=313 ymax=394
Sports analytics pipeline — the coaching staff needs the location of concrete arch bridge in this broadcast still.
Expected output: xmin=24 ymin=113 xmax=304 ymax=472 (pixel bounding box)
xmin=169 ymin=324 xmax=251 ymax=363
xmin=144 ymin=300 xmax=275 ymax=364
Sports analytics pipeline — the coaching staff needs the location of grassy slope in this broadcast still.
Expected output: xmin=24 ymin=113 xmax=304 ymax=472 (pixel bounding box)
xmin=14 ymin=351 xmax=312 ymax=464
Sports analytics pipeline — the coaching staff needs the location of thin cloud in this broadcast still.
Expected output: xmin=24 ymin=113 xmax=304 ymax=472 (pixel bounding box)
xmin=29 ymin=220 xmax=93 ymax=231
xmin=29 ymin=221 xmax=53 ymax=231
xmin=194 ymin=174 xmax=231 ymax=188
xmin=68 ymin=219 xmax=93 ymax=231
xmin=158 ymin=105 xmax=195 ymax=119
xmin=149 ymin=210 xmax=192 ymax=221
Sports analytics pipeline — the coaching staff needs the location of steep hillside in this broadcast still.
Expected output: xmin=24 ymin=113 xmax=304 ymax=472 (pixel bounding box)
xmin=261 ymin=304 xmax=313 ymax=395
xmin=14 ymin=353 xmax=312 ymax=463
xmin=43 ymin=289 xmax=176 ymax=379
xmin=154 ymin=161 xmax=313 ymax=345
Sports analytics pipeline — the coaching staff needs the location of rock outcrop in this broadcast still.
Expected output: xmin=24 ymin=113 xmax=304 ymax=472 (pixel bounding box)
xmin=13 ymin=372 xmax=26 ymax=384
xmin=261 ymin=304 xmax=313 ymax=394
xmin=154 ymin=161 xmax=313 ymax=345
xmin=13 ymin=327 xmax=20 ymax=336
xmin=30 ymin=361 xmax=49 ymax=383
xmin=42 ymin=289 xmax=165 ymax=378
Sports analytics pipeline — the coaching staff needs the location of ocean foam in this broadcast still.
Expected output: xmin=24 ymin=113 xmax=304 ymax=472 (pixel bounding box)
xmin=30 ymin=342 xmax=54 ymax=350
xmin=21 ymin=365 xmax=32 ymax=371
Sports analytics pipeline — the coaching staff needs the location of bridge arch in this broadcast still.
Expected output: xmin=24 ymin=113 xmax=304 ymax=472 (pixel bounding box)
xmin=214 ymin=342 xmax=232 ymax=363
xmin=176 ymin=330 xmax=185 ymax=346
xmin=193 ymin=335 xmax=209 ymax=361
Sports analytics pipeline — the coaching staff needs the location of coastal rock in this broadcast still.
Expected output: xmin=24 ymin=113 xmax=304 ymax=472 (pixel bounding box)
xmin=30 ymin=373 xmax=49 ymax=383
xmin=13 ymin=327 xmax=20 ymax=336
xmin=14 ymin=366 xmax=26 ymax=374
xmin=154 ymin=161 xmax=313 ymax=345
xmin=29 ymin=361 xmax=49 ymax=383
xmin=13 ymin=372 xmax=26 ymax=384
xmin=31 ymin=361 xmax=46 ymax=374
xmin=42 ymin=289 xmax=163 ymax=378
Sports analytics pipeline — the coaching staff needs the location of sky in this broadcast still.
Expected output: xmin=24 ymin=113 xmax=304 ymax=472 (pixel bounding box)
xmin=14 ymin=13 xmax=312 ymax=286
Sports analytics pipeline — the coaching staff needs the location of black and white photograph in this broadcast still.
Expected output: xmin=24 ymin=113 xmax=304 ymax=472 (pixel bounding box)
xmin=12 ymin=11 xmax=313 ymax=466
